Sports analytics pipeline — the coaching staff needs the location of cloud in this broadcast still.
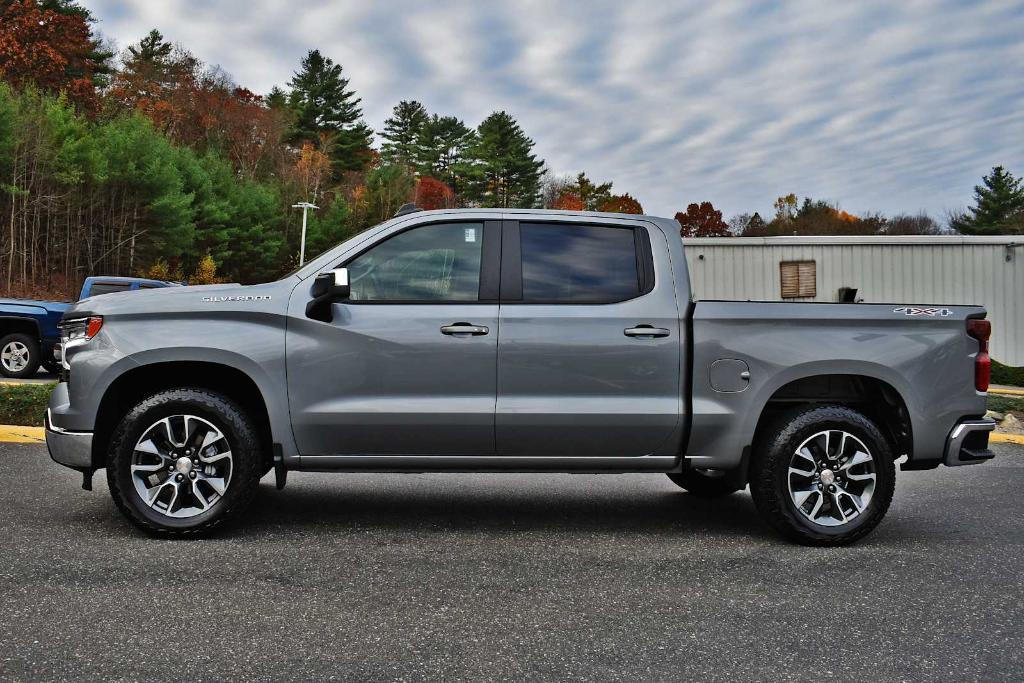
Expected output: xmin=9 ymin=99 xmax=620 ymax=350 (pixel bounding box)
xmin=86 ymin=0 xmax=1024 ymax=218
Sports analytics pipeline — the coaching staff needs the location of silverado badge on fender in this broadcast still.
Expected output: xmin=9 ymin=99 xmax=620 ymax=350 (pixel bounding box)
xmin=202 ymin=295 xmax=272 ymax=302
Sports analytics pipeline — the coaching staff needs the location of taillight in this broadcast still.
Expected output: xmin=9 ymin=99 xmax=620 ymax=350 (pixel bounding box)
xmin=966 ymin=319 xmax=991 ymax=392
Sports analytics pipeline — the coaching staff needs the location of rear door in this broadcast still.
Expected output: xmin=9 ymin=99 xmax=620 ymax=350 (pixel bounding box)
xmin=287 ymin=220 xmax=501 ymax=455
xmin=496 ymin=219 xmax=681 ymax=457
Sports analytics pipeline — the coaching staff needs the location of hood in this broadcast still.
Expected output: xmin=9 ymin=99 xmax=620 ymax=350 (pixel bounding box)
xmin=0 ymin=298 xmax=72 ymax=314
xmin=64 ymin=280 xmax=295 ymax=319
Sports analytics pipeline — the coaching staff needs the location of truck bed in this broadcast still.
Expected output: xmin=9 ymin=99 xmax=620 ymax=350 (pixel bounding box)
xmin=685 ymin=300 xmax=988 ymax=471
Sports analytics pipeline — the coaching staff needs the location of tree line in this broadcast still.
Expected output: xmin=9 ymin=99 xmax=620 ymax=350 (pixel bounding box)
xmin=0 ymin=0 xmax=1019 ymax=297
xmin=677 ymin=166 xmax=1024 ymax=238
xmin=0 ymin=1 xmax=615 ymax=296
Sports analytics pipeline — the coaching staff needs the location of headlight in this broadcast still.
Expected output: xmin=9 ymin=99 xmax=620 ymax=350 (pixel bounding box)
xmin=59 ymin=316 xmax=103 ymax=370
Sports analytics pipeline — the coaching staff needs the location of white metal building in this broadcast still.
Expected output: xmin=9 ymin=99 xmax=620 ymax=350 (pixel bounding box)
xmin=683 ymin=235 xmax=1023 ymax=365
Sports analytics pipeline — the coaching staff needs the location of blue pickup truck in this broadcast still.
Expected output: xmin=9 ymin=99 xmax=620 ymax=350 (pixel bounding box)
xmin=0 ymin=277 xmax=179 ymax=378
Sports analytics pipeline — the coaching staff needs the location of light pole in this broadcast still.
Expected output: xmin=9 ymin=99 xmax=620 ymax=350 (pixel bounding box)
xmin=292 ymin=202 xmax=319 ymax=266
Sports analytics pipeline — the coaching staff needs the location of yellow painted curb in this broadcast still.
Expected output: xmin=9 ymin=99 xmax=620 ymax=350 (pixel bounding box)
xmin=0 ymin=425 xmax=45 ymax=443
xmin=990 ymin=432 xmax=1024 ymax=445
xmin=990 ymin=387 xmax=1024 ymax=397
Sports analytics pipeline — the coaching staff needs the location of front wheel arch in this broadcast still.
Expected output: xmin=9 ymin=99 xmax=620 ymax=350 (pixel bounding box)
xmin=92 ymin=361 xmax=273 ymax=472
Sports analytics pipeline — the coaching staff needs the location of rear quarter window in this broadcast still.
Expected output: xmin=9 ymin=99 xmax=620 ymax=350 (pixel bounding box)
xmin=86 ymin=283 xmax=132 ymax=296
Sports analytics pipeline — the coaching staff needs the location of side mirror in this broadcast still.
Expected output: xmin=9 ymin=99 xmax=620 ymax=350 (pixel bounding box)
xmin=306 ymin=268 xmax=349 ymax=322
xmin=311 ymin=268 xmax=350 ymax=300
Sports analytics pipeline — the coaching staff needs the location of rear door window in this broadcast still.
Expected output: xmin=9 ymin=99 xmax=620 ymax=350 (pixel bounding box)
xmin=518 ymin=223 xmax=642 ymax=303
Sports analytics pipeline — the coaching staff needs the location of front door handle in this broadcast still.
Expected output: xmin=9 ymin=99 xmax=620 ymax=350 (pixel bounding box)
xmin=440 ymin=322 xmax=489 ymax=336
xmin=624 ymin=325 xmax=670 ymax=339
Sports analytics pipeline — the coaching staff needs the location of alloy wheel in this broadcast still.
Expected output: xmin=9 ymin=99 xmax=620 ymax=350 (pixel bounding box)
xmin=130 ymin=414 xmax=233 ymax=519
xmin=787 ymin=429 xmax=877 ymax=527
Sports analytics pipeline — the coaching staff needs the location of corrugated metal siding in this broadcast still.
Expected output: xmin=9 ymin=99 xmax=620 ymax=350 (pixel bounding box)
xmin=684 ymin=239 xmax=1023 ymax=365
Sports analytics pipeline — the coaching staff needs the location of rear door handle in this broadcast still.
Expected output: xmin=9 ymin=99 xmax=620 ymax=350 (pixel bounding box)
xmin=440 ymin=322 xmax=489 ymax=336
xmin=624 ymin=326 xmax=670 ymax=338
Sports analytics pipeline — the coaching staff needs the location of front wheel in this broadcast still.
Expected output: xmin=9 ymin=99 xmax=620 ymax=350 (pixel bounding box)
xmin=750 ymin=405 xmax=896 ymax=546
xmin=106 ymin=388 xmax=263 ymax=536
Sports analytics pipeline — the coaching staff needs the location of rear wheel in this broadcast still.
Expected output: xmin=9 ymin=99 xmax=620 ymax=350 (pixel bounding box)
xmin=106 ymin=388 xmax=262 ymax=536
xmin=0 ymin=333 xmax=41 ymax=378
xmin=750 ymin=405 xmax=895 ymax=546
xmin=666 ymin=468 xmax=744 ymax=497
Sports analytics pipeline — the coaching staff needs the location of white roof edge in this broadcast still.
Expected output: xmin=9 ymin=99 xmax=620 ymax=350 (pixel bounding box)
xmin=682 ymin=235 xmax=1022 ymax=246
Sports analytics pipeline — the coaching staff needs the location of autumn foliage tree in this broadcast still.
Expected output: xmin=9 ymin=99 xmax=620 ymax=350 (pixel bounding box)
xmin=415 ymin=176 xmax=455 ymax=210
xmin=0 ymin=0 xmax=111 ymax=112
xmin=599 ymin=193 xmax=643 ymax=214
xmin=676 ymin=202 xmax=729 ymax=237
xmin=290 ymin=141 xmax=332 ymax=204
xmin=552 ymin=191 xmax=584 ymax=211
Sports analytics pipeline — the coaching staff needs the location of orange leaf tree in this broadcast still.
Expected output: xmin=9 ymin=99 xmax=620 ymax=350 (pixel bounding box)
xmin=0 ymin=0 xmax=110 ymax=112
xmin=599 ymin=193 xmax=643 ymax=214
xmin=676 ymin=201 xmax=730 ymax=237
xmin=415 ymin=176 xmax=455 ymax=210
xmin=552 ymin=191 xmax=584 ymax=211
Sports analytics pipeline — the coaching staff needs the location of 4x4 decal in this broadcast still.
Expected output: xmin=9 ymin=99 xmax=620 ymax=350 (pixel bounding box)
xmin=893 ymin=306 xmax=953 ymax=317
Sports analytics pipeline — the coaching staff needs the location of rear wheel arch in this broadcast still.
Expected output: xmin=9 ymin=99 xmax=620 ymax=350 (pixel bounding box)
xmin=749 ymin=373 xmax=912 ymax=472
xmin=92 ymin=361 xmax=274 ymax=471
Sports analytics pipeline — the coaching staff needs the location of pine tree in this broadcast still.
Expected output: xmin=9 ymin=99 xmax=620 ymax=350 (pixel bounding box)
xmin=286 ymin=49 xmax=371 ymax=172
xmin=563 ymin=172 xmax=613 ymax=211
xmin=379 ymin=100 xmax=428 ymax=168
xmin=264 ymin=86 xmax=288 ymax=110
xmin=742 ymin=212 xmax=768 ymax=236
xmin=952 ymin=166 xmax=1024 ymax=234
xmin=465 ymin=111 xmax=543 ymax=208
xmin=415 ymin=114 xmax=475 ymax=196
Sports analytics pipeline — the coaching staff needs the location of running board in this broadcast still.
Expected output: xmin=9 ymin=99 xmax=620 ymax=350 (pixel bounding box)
xmin=291 ymin=454 xmax=680 ymax=473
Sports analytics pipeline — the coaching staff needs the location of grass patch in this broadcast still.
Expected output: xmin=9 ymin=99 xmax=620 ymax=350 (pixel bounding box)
xmin=992 ymin=359 xmax=1024 ymax=388
xmin=988 ymin=393 xmax=1024 ymax=417
xmin=0 ymin=383 xmax=55 ymax=426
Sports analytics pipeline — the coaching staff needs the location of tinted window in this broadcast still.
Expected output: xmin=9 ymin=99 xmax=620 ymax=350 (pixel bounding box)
xmin=520 ymin=223 xmax=640 ymax=303
xmin=347 ymin=223 xmax=483 ymax=301
xmin=87 ymin=283 xmax=132 ymax=296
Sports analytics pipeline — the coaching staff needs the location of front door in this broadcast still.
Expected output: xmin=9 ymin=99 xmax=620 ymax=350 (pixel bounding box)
xmin=496 ymin=219 xmax=682 ymax=457
xmin=287 ymin=221 xmax=500 ymax=455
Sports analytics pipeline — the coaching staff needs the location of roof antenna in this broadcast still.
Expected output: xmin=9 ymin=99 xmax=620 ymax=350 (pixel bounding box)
xmin=395 ymin=203 xmax=422 ymax=217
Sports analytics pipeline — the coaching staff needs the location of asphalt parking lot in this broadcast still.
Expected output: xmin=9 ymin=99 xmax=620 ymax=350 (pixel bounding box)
xmin=1 ymin=443 xmax=1022 ymax=682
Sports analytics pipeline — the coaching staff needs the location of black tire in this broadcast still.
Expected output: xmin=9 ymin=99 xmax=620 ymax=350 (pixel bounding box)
xmin=106 ymin=388 xmax=262 ymax=537
xmin=750 ymin=405 xmax=896 ymax=546
xmin=666 ymin=469 xmax=744 ymax=497
xmin=0 ymin=332 xmax=41 ymax=378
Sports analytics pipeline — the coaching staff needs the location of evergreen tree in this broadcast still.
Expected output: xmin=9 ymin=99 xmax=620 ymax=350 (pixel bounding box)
xmin=465 ymin=111 xmax=543 ymax=208
xmin=952 ymin=166 xmax=1024 ymax=234
xmin=127 ymin=29 xmax=174 ymax=69
xmin=415 ymin=114 xmax=475 ymax=196
xmin=264 ymin=85 xmax=288 ymax=110
xmin=563 ymin=172 xmax=613 ymax=211
xmin=379 ymin=100 xmax=428 ymax=167
xmin=286 ymin=49 xmax=371 ymax=172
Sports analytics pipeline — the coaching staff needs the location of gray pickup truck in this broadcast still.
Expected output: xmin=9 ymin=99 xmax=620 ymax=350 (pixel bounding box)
xmin=44 ymin=208 xmax=996 ymax=545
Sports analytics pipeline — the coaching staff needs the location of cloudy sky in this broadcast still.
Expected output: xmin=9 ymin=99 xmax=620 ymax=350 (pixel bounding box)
xmin=84 ymin=0 xmax=1023 ymax=220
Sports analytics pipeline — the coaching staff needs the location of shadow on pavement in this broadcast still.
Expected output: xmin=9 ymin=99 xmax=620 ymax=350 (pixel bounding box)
xmin=230 ymin=475 xmax=774 ymax=542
